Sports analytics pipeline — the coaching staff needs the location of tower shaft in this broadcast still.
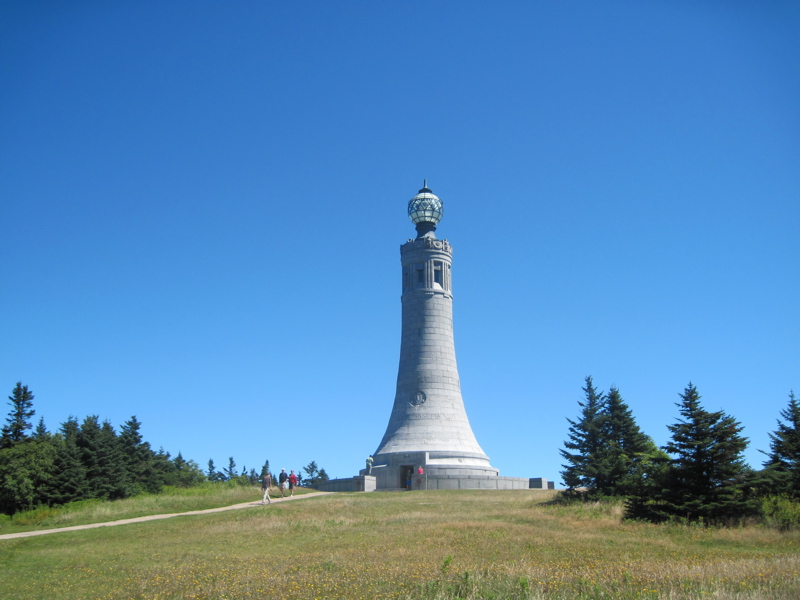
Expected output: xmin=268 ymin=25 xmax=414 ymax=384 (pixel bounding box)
xmin=372 ymin=234 xmax=497 ymax=487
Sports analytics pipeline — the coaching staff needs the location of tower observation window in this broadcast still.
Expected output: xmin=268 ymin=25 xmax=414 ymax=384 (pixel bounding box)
xmin=433 ymin=261 xmax=443 ymax=286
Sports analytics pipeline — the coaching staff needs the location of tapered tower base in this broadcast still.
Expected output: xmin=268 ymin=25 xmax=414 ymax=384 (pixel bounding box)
xmin=366 ymin=451 xmax=498 ymax=490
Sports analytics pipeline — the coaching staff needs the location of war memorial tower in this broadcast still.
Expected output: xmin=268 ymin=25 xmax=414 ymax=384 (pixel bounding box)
xmin=320 ymin=184 xmax=542 ymax=492
xmin=367 ymin=182 xmax=498 ymax=489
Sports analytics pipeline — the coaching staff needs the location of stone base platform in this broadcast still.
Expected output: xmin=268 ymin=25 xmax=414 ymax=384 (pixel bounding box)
xmin=315 ymin=476 xmax=376 ymax=493
xmin=412 ymin=475 xmax=532 ymax=490
xmin=314 ymin=475 xmax=550 ymax=492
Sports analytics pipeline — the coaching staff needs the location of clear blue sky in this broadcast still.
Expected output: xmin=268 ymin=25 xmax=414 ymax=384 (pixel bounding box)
xmin=2 ymin=1 xmax=798 ymax=485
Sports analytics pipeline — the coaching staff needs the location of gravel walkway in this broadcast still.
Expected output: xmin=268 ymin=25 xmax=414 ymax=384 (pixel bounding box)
xmin=0 ymin=492 xmax=331 ymax=541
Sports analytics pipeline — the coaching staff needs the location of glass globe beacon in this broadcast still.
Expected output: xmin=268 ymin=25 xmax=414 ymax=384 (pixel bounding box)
xmin=408 ymin=183 xmax=444 ymax=226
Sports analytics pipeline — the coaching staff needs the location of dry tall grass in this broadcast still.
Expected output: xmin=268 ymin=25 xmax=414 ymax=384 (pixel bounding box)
xmin=2 ymin=490 xmax=798 ymax=600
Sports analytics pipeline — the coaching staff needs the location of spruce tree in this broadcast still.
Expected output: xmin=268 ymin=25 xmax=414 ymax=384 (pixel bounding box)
xmin=207 ymin=458 xmax=224 ymax=482
xmin=303 ymin=460 xmax=320 ymax=486
xmin=100 ymin=420 xmax=130 ymax=499
xmin=45 ymin=417 xmax=89 ymax=505
xmin=763 ymin=391 xmax=800 ymax=498
xmin=119 ymin=416 xmax=162 ymax=494
xmin=661 ymin=383 xmax=751 ymax=523
xmin=33 ymin=416 xmax=50 ymax=440
xmin=595 ymin=386 xmax=653 ymax=496
xmin=560 ymin=376 xmax=605 ymax=493
xmin=77 ymin=416 xmax=129 ymax=500
xmin=223 ymin=457 xmax=237 ymax=481
xmin=152 ymin=447 xmax=176 ymax=487
xmin=623 ymin=441 xmax=672 ymax=522
xmin=1 ymin=382 xmax=36 ymax=448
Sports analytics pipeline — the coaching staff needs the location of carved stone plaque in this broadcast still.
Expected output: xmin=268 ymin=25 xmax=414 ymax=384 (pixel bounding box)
xmin=410 ymin=390 xmax=427 ymax=406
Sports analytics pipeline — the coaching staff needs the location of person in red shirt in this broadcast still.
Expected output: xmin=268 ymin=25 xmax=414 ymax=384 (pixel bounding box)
xmin=288 ymin=470 xmax=298 ymax=496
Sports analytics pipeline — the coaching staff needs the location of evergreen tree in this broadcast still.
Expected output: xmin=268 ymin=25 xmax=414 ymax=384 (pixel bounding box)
xmin=1 ymin=382 xmax=36 ymax=448
xmin=762 ymin=391 xmax=800 ymax=498
xmin=302 ymin=460 xmax=319 ymax=486
xmin=152 ymin=447 xmax=176 ymax=487
xmin=260 ymin=459 xmax=276 ymax=483
xmin=560 ymin=376 xmax=606 ymax=492
xmin=595 ymin=386 xmax=653 ymax=496
xmin=223 ymin=457 xmax=237 ymax=481
xmin=207 ymin=458 xmax=224 ymax=482
xmin=76 ymin=416 xmax=129 ymax=500
xmin=659 ymin=383 xmax=751 ymax=523
xmin=172 ymin=452 xmax=188 ymax=473
xmin=33 ymin=416 xmax=50 ymax=440
xmin=623 ymin=441 xmax=672 ymax=522
xmin=100 ymin=419 xmax=131 ymax=498
xmin=301 ymin=460 xmax=329 ymax=486
xmin=0 ymin=408 xmax=210 ymax=513
xmin=45 ymin=417 xmax=89 ymax=505
xmin=118 ymin=416 xmax=162 ymax=494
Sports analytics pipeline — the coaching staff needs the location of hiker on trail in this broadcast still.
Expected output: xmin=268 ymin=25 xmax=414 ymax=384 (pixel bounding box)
xmin=279 ymin=468 xmax=288 ymax=497
xmin=288 ymin=470 xmax=298 ymax=497
xmin=261 ymin=472 xmax=272 ymax=505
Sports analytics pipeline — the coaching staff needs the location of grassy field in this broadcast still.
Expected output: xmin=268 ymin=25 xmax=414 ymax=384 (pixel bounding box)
xmin=1 ymin=488 xmax=798 ymax=599
xmin=0 ymin=484 xmax=313 ymax=535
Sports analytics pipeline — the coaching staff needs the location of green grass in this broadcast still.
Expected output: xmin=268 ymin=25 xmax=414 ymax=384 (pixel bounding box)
xmin=1 ymin=489 xmax=798 ymax=599
xmin=0 ymin=483 xmax=313 ymax=534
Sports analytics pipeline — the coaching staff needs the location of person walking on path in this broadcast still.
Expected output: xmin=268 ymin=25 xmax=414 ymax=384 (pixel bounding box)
xmin=261 ymin=471 xmax=272 ymax=504
xmin=278 ymin=468 xmax=288 ymax=498
xmin=288 ymin=470 xmax=298 ymax=497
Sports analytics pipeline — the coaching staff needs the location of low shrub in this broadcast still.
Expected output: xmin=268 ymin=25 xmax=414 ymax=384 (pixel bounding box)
xmin=761 ymin=495 xmax=800 ymax=531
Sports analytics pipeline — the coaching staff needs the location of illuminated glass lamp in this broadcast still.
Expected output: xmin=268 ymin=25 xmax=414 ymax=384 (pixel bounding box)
xmin=407 ymin=180 xmax=444 ymax=238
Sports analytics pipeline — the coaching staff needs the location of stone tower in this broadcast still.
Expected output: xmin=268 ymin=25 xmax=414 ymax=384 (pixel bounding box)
xmin=370 ymin=183 xmax=498 ymax=489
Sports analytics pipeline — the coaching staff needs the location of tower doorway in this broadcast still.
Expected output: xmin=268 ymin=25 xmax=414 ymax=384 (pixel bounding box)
xmin=401 ymin=465 xmax=414 ymax=490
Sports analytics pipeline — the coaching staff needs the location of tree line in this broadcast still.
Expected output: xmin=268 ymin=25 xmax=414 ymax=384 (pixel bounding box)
xmin=561 ymin=376 xmax=800 ymax=525
xmin=0 ymin=382 xmax=328 ymax=515
xmin=205 ymin=457 xmax=328 ymax=488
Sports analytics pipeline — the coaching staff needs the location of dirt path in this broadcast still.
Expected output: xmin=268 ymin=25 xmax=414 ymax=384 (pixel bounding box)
xmin=0 ymin=492 xmax=331 ymax=541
